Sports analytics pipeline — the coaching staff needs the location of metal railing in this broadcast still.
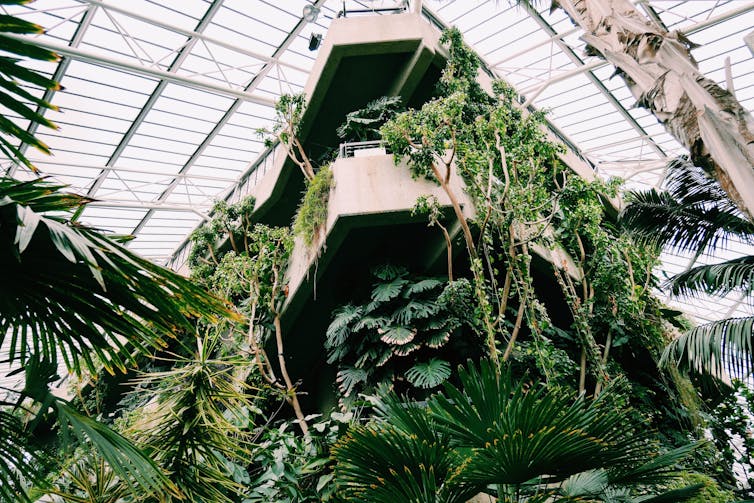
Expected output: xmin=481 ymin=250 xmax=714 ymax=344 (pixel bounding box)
xmin=338 ymin=140 xmax=389 ymax=158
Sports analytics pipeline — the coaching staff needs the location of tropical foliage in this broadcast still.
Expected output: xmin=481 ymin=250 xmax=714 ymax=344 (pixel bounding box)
xmin=124 ymin=335 xmax=256 ymax=502
xmin=0 ymin=177 xmax=238 ymax=501
xmin=336 ymin=95 xmax=403 ymax=143
xmin=3 ymin=9 xmax=746 ymax=501
xmin=333 ymin=360 xmax=701 ymax=502
xmin=325 ymin=265 xmax=480 ymax=404
xmin=621 ymin=157 xmax=754 ymax=379
xmin=293 ymin=164 xmax=333 ymax=247
xmin=0 ymin=2 xmax=60 ymax=171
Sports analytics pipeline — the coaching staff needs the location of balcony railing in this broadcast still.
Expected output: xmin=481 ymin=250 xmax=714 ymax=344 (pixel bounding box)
xmin=338 ymin=140 xmax=389 ymax=158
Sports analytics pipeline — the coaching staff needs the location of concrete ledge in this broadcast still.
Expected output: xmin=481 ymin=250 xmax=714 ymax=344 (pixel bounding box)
xmin=283 ymin=153 xmax=472 ymax=318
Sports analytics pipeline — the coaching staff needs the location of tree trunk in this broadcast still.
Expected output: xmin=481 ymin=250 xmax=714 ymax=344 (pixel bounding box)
xmin=552 ymin=0 xmax=754 ymax=220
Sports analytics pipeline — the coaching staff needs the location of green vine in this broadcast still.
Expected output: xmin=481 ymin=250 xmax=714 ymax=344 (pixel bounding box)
xmin=293 ymin=164 xmax=333 ymax=247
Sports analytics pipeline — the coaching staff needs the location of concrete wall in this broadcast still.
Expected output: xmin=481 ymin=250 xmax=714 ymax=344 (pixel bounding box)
xmin=284 ymin=152 xmax=473 ymax=311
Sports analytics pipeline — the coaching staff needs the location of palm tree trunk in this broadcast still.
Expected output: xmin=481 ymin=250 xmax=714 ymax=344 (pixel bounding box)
xmin=551 ymin=0 xmax=754 ymax=220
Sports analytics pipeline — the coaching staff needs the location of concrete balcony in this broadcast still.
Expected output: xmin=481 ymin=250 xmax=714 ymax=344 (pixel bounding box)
xmin=252 ymin=12 xmax=446 ymax=227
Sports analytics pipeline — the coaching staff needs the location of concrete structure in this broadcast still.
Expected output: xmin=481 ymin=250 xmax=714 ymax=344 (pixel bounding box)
xmin=245 ymin=12 xmax=588 ymax=409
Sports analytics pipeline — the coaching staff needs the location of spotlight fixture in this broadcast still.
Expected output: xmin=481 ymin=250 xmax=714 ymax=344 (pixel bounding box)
xmin=309 ymin=33 xmax=323 ymax=51
xmin=302 ymin=4 xmax=320 ymax=23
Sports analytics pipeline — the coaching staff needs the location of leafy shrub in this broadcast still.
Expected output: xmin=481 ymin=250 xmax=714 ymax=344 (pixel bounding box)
xmin=293 ymin=164 xmax=333 ymax=247
xmin=325 ymin=265 xmax=481 ymax=404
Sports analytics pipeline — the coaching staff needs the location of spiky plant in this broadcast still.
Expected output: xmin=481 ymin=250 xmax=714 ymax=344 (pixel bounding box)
xmin=333 ymin=360 xmax=701 ymax=502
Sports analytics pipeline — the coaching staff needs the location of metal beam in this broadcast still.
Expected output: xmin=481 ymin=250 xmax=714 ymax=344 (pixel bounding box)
xmin=78 ymin=0 xmax=309 ymax=74
xmin=86 ymin=200 xmax=210 ymax=215
xmin=1 ymin=32 xmax=276 ymax=107
xmin=7 ymin=4 xmax=97 ymax=177
xmin=131 ymin=0 xmax=327 ymax=237
xmin=84 ymin=0 xmax=226 ymax=205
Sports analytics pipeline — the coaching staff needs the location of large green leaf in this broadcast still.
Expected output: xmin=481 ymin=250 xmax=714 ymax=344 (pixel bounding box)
xmin=326 ymin=304 xmax=363 ymax=349
xmin=379 ymin=325 xmax=415 ymax=345
xmin=371 ymin=277 xmax=408 ymax=303
xmin=405 ymin=358 xmax=451 ymax=389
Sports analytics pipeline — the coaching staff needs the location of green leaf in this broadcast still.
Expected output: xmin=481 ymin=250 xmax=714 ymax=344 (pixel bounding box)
xmin=337 ymin=367 xmax=368 ymax=397
xmin=405 ymin=278 xmax=443 ymax=295
xmin=14 ymin=203 xmax=40 ymax=252
xmin=371 ymin=277 xmax=408 ymax=303
xmin=372 ymin=263 xmax=407 ymax=281
xmin=326 ymin=304 xmax=362 ymax=349
xmin=379 ymin=325 xmax=415 ymax=345
xmin=405 ymin=358 xmax=451 ymax=388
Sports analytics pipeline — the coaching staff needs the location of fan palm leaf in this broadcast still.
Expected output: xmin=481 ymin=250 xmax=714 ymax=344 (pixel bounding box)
xmin=0 ymin=177 xmax=237 ymax=374
xmin=333 ymin=361 xmax=699 ymax=502
xmin=431 ymin=361 xmax=650 ymax=486
xmin=332 ymin=395 xmax=480 ymax=503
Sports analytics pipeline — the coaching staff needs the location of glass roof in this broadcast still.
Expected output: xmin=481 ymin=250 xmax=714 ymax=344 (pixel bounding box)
xmin=2 ymin=0 xmax=753 ymax=326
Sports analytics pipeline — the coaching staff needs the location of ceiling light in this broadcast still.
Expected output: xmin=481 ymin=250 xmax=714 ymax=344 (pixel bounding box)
xmin=309 ymin=33 xmax=323 ymax=51
xmin=303 ymin=4 xmax=320 ymax=23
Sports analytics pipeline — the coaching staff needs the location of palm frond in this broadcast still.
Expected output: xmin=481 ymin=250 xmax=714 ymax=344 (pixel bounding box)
xmin=0 ymin=410 xmax=48 ymax=503
xmin=668 ymin=255 xmax=754 ymax=298
xmin=0 ymin=10 xmax=61 ymax=171
xmin=332 ymin=396 xmax=480 ymax=503
xmin=559 ymin=470 xmax=609 ymax=499
xmin=0 ymin=177 xmax=237 ymax=374
xmin=127 ymin=335 xmax=254 ymax=502
xmin=431 ymin=360 xmax=657 ymax=486
xmin=56 ymin=403 xmax=175 ymax=500
xmin=662 ymin=316 xmax=754 ymax=379
xmin=620 ymin=158 xmax=753 ymax=256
